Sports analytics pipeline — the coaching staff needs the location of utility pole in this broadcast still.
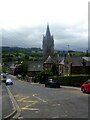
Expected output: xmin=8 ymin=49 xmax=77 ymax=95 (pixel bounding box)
xmin=67 ymin=45 xmax=70 ymax=52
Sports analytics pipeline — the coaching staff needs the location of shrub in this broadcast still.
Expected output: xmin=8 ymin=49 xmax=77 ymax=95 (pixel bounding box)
xmin=51 ymin=75 xmax=90 ymax=87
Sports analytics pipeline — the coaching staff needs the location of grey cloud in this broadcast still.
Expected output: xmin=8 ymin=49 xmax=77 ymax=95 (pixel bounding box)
xmin=2 ymin=23 xmax=88 ymax=51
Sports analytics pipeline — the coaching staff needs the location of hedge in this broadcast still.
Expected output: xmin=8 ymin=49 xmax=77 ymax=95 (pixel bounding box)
xmin=32 ymin=72 xmax=90 ymax=87
xmin=51 ymin=75 xmax=90 ymax=87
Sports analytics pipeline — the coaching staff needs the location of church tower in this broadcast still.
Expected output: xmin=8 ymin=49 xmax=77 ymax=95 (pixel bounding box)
xmin=42 ymin=25 xmax=54 ymax=60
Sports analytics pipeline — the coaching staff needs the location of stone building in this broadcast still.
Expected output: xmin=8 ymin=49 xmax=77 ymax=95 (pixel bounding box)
xmin=59 ymin=52 xmax=90 ymax=75
xmin=42 ymin=25 xmax=54 ymax=61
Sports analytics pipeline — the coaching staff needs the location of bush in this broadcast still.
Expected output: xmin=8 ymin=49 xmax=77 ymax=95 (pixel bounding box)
xmin=51 ymin=75 xmax=90 ymax=87
xmin=33 ymin=71 xmax=50 ymax=84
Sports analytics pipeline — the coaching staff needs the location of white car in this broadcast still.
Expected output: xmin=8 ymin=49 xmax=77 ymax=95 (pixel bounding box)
xmin=6 ymin=78 xmax=13 ymax=86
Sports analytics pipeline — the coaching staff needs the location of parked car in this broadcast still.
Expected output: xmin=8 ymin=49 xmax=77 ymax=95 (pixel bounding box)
xmin=5 ymin=78 xmax=13 ymax=86
xmin=2 ymin=73 xmax=7 ymax=83
xmin=45 ymin=79 xmax=60 ymax=88
xmin=81 ymin=79 xmax=90 ymax=93
xmin=3 ymin=74 xmax=7 ymax=79
xmin=1 ymin=73 xmax=4 ymax=76
xmin=17 ymin=74 xmax=22 ymax=79
xmin=6 ymin=72 xmax=9 ymax=75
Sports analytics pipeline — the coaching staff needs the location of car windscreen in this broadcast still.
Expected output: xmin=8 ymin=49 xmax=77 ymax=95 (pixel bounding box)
xmin=6 ymin=79 xmax=12 ymax=82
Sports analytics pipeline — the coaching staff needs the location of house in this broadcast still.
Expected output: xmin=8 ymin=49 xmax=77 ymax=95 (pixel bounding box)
xmin=43 ymin=56 xmax=55 ymax=70
xmin=59 ymin=52 xmax=90 ymax=75
xmin=27 ymin=61 xmax=43 ymax=77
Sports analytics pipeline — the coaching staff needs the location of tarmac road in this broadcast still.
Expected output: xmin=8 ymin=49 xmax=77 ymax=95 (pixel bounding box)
xmin=8 ymin=75 xmax=89 ymax=119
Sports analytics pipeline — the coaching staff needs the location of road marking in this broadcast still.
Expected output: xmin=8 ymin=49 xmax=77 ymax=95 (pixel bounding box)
xmin=17 ymin=96 xmax=30 ymax=102
xmin=22 ymin=108 xmax=39 ymax=111
xmin=52 ymin=116 xmax=59 ymax=118
xmin=14 ymin=94 xmax=39 ymax=111
xmin=33 ymin=94 xmax=47 ymax=103
xmin=18 ymin=116 xmax=24 ymax=119
xmin=20 ymin=100 xmax=38 ymax=103
xmin=57 ymin=104 xmax=61 ymax=106
xmin=14 ymin=94 xmax=25 ymax=98
xmin=21 ymin=103 xmax=39 ymax=111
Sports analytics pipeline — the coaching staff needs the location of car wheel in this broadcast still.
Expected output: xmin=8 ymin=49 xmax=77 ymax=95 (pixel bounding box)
xmin=58 ymin=85 xmax=60 ymax=88
xmin=82 ymin=87 xmax=85 ymax=93
xmin=11 ymin=82 xmax=13 ymax=85
xmin=45 ymin=84 xmax=47 ymax=87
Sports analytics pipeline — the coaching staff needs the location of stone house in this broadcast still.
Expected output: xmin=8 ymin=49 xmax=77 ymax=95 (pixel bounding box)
xmin=27 ymin=61 xmax=43 ymax=77
xmin=43 ymin=56 xmax=55 ymax=70
xmin=59 ymin=53 xmax=90 ymax=75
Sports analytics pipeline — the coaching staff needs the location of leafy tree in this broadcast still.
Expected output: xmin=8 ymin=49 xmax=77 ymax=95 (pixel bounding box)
xmin=14 ymin=62 xmax=28 ymax=78
xmin=51 ymin=64 xmax=58 ymax=75
xmin=24 ymin=55 xmax=29 ymax=60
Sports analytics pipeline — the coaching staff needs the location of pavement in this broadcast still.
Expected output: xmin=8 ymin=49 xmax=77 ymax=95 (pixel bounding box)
xmin=1 ymin=83 xmax=21 ymax=120
xmin=0 ymin=84 xmax=2 ymax=120
xmin=2 ymin=83 xmax=16 ymax=120
xmin=61 ymin=85 xmax=80 ymax=90
xmin=1 ymin=75 xmax=81 ymax=120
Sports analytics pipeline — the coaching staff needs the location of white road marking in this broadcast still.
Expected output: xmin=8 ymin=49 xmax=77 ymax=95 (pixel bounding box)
xmin=57 ymin=104 xmax=61 ymax=106
xmin=52 ymin=116 xmax=59 ymax=118
xmin=18 ymin=116 xmax=24 ymax=119
xmin=22 ymin=108 xmax=39 ymax=110
xmin=33 ymin=94 xmax=47 ymax=103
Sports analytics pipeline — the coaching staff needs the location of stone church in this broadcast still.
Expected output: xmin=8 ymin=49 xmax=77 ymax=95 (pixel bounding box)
xmin=42 ymin=25 xmax=54 ymax=61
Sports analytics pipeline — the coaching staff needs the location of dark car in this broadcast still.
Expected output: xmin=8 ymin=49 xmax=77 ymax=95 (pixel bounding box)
xmin=45 ymin=79 xmax=60 ymax=88
xmin=2 ymin=74 xmax=7 ymax=83
xmin=81 ymin=79 xmax=90 ymax=93
xmin=3 ymin=74 xmax=7 ymax=79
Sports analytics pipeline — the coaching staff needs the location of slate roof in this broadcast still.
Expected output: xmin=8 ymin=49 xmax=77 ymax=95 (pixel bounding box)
xmin=28 ymin=61 xmax=43 ymax=71
xmin=82 ymin=57 xmax=90 ymax=66
xmin=44 ymin=56 xmax=55 ymax=64
xmin=59 ymin=56 xmax=90 ymax=66
xmin=82 ymin=57 xmax=90 ymax=62
xmin=59 ymin=59 xmax=64 ymax=65
xmin=71 ymin=57 xmax=82 ymax=66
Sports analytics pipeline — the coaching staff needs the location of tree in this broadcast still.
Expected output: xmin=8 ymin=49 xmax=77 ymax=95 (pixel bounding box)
xmin=51 ymin=64 xmax=58 ymax=75
xmin=14 ymin=62 xmax=28 ymax=78
xmin=85 ymin=50 xmax=89 ymax=57
xmin=24 ymin=55 xmax=29 ymax=60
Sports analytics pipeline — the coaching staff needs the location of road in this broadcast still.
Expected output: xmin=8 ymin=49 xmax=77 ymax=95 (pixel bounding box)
xmin=8 ymin=75 xmax=88 ymax=119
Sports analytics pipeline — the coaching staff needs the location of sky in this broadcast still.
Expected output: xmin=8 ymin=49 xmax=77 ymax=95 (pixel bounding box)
xmin=0 ymin=0 xmax=89 ymax=51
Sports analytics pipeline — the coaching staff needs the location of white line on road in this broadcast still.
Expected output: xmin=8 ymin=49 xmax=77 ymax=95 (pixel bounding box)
xmin=32 ymin=94 xmax=47 ymax=103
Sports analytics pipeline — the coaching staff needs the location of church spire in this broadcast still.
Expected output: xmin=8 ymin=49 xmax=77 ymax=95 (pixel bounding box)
xmin=43 ymin=24 xmax=54 ymax=60
xmin=46 ymin=24 xmax=51 ymax=37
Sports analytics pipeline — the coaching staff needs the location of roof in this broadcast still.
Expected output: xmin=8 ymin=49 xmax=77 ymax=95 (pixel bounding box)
xmin=71 ymin=57 xmax=82 ymax=66
xmin=59 ymin=56 xmax=90 ymax=66
xmin=59 ymin=59 xmax=64 ymax=65
xmin=28 ymin=61 xmax=43 ymax=71
xmin=82 ymin=57 xmax=90 ymax=62
xmin=82 ymin=57 xmax=90 ymax=66
xmin=44 ymin=56 xmax=55 ymax=64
